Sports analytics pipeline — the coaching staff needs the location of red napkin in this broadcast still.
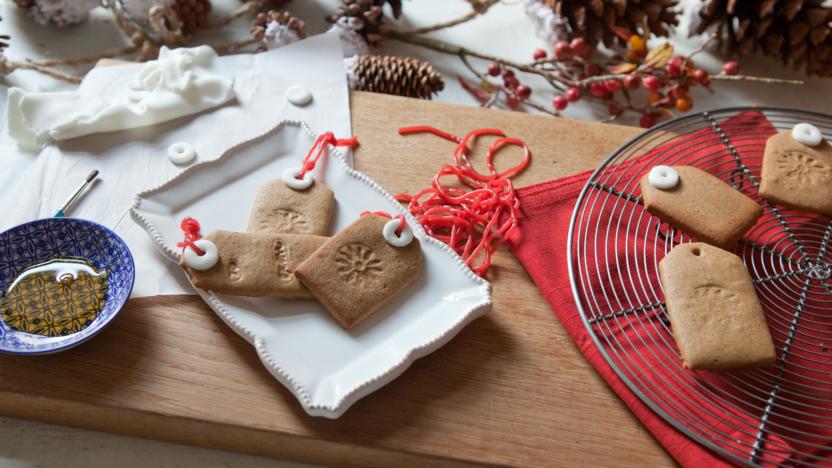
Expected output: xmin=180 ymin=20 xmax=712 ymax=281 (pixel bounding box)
xmin=507 ymin=111 xmax=831 ymax=466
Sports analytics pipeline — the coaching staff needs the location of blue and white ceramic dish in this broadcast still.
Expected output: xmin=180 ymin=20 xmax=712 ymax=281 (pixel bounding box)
xmin=0 ymin=218 xmax=134 ymax=355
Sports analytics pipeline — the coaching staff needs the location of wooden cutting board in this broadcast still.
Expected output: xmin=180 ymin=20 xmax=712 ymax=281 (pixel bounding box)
xmin=0 ymin=91 xmax=674 ymax=467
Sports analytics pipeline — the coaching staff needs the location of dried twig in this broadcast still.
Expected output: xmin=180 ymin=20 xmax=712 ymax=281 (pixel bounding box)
xmin=400 ymin=0 xmax=498 ymax=35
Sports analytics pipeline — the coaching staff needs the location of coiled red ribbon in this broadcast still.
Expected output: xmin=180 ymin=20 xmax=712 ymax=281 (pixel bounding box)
xmin=395 ymin=126 xmax=530 ymax=275
xmin=177 ymin=216 xmax=204 ymax=256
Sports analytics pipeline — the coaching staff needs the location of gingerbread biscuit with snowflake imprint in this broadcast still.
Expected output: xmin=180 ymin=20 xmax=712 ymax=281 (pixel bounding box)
xmin=659 ymin=242 xmax=775 ymax=370
xmin=247 ymin=179 xmax=334 ymax=235
xmin=181 ymin=230 xmax=327 ymax=298
xmin=759 ymin=130 xmax=832 ymax=216
xmin=295 ymin=215 xmax=422 ymax=330
xmin=640 ymin=166 xmax=763 ymax=250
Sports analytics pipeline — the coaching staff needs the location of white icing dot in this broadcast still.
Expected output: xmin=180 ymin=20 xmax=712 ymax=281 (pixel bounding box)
xmin=168 ymin=142 xmax=197 ymax=165
xmin=282 ymin=166 xmax=314 ymax=190
xmin=791 ymin=123 xmax=822 ymax=147
xmin=648 ymin=165 xmax=679 ymax=190
xmin=183 ymin=239 xmax=219 ymax=271
xmin=286 ymin=85 xmax=313 ymax=106
xmin=383 ymin=218 xmax=414 ymax=247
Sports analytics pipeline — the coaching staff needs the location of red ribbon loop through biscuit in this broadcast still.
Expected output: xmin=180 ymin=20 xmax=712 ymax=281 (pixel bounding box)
xmin=177 ymin=216 xmax=205 ymax=256
xmin=361 ymin=210 xmax=406 ymax=236
xmin=395 ymin=126 xmax=530 ymax=276
xmin=297 ymin=132 xmax=359 ymax=180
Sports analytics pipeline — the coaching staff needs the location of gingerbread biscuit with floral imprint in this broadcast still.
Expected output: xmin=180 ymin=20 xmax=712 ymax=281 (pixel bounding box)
xmin=759 ymin=126 xmax=832 ymax=216
xmin=181 ymin=230 xmax=327 ymax=298
xmin=659 ymin=242 xmax=776 ymax=370
xmin=640 ymin=165 xmax=763 ymax=250
xmin=295 ymin=215 xmax=422 ymax=330
xmin=247 ymin=179 xmax=334 ymax=235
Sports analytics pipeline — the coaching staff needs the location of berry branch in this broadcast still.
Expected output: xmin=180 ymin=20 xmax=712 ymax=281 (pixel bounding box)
xmin=385 ymin=29 xmax=804 ymax=126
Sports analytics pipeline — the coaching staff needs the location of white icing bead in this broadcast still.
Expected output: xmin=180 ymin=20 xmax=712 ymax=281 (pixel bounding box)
xmin=282 ymin=166 xmax=314 ymax=190
xmin=383 ymin=218 xmax=414 ymax=247
xmin=286 ymin=85 xmax=313 ymax=106
xmin=182 ymin=239 xmax=218 ymax=271
xmin=791 ymin=123 xmax=823 ymax=147
xmin=648 ymin=165 xmax=679 ymax=190
xmin=168 ymin=142 xmax=196 ymax=165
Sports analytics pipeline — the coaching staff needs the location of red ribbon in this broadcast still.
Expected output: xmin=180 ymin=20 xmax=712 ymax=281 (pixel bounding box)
xmin=176 ymin=216 xmax=204 ymax=256
xmin=396 ymin=126 xmax=530 ymax=275
xmin=361 ymin=210 xmax=406 ymax=236
xmin=297 ymin=132 xmax=359 ymax=179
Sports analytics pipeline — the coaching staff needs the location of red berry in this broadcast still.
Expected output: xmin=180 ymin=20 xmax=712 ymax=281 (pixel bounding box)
xmin=506 ymin=96 xmax=519 ymax=108
xmin=608 ymin=102 xmax=623 ymax=116
xmin=623 ymin=73 xmax=640 ymax=89
xmin=554 ymin=41 xmax=573 ymax=60
xmin=502 ymin=69 xmax=515 ymax=79
xmin=640 ymin=115 xmax=656 ymax=128
xmin=604 ymin=79 xmax=622 ymax=93
xmin=669 ymin=56 xmax=684 ymax=68
xmin=570 ymin=37 xmax=587 ymax=54
xmin=566 ymin=87 xmax=581 ymax=102
xmin=552 ymin=95 xmax=568 ymax=111
xmin=693 ymin=69 xmax=710 ymax=86
xmin=504 ymin=76 xmax=519 ymax=89
xmin=665 ymin=62 xmax=681 ymax=77
xmin=590 ymin=83 xmax=609 ymax=98
xmin=586 ymin=63 xmax=602 ymax=76
xmin=533 ymin=48 xmax=547 ymax=60
xmin=487 ymin=63 xmax=501 ymax=76
xmin=643 ymin=75 xmax=662 ymax=91
xmin=722 ymin=60 xmax=740 ymax=75
xmin=516 ymin=85 xmax=532 ymax=99
xmin=670 ymin=85 xmax=689 ymax=98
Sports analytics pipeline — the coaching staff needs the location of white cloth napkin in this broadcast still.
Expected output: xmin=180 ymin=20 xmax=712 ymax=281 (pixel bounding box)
xmin=0 ymin=32 xmax=352 ymax=298
xmin=7 ymin=46 xmax=236 ymax=149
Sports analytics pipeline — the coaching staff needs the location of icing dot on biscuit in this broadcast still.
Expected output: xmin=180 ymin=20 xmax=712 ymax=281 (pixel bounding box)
xmin=282 ymin=166 xmax=314 ymax=190
xmin=792 ymin=123 xmax=822 ymax=147
xmin=183 ymin=239 xmax=219 ymax=271
xmin=648 ymin=165 xmax=679 ymax=190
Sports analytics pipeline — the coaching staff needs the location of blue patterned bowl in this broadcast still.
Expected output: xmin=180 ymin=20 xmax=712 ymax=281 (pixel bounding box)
xmin=0 ymin=218 xmax=135 ymax=355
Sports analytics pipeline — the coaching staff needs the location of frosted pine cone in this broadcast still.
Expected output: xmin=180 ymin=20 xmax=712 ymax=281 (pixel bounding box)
xmin=523 ymin=0 xmax=570 ymax=46
xmin=694 ymin=0 xmax=832 ymax=77
xmin=252 ymin=10 xmax=306 ymax=50
xmin=14 ymin=0 xmax=100 ymax=26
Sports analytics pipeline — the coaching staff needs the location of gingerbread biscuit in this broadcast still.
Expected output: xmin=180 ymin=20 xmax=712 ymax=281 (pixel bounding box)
xmin=659 ymin=242 xmax=776 ymax=370
xmin=295 ymin=215 xmax=422 ymax=329
xmin=759 ymin=129 xmax=832 ymax=216
xmin=247 ymin=179 xmax=334 ymax=235
xmin=640 ymin=165 xmax=762 ymax=250
xmin=181 ymin=230 xmax=327 ymax=298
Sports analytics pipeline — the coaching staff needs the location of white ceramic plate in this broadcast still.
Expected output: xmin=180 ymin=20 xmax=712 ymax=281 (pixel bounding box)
xmin=130 ymin=120 xmax=492 ymax=418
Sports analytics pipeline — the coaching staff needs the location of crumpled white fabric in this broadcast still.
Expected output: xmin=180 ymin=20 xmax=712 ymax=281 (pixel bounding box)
xmin=7 ymin=46 xmax=236 ymax=149
xmin=0 ymin=31 xmax=351 ymax=298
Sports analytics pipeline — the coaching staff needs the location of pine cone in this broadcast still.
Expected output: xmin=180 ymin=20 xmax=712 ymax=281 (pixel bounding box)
xmin=347 ymin=55 xmax=444 ymax=99
xmin=170 ymin=0 xmax=212 ymax=34
xmin=252 ymin=10 xmax=306 ymax=50
xmin=541 ymin=0 xmax=679 ymax=48
xmin=328 ymin=0 xmax=402 ymax=45
xmin=695 ymin=0 xmax=832 ymax=77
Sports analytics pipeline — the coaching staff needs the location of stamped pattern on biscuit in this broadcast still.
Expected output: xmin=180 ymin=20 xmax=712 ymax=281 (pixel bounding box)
xmin=228 ymin=261 xmax=242 ymax=282
xmin=776 ymin=151 xmax=832 ymax=185
xmin=274 ymin=240 xmax=293 ymax=282
xmin=334 ymin=243 xmax=383 ymax=286
xmin=255 ymin=209 xmax=311 ymax=234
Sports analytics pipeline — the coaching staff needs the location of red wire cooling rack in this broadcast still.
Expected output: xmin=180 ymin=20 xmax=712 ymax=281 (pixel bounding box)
xmin=568 ymin=108 xmax=832 ymax=466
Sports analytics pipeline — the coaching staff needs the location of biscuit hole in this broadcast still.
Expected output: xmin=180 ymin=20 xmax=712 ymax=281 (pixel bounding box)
xmin=659 ymin=169 xmax=668 ymax=177
xmin=691 ymin=247 xmax=701 ymax=256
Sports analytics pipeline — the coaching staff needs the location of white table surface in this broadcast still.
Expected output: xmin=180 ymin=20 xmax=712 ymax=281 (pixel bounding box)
xmin=0 ymin=0 xmax=830 ymax=466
